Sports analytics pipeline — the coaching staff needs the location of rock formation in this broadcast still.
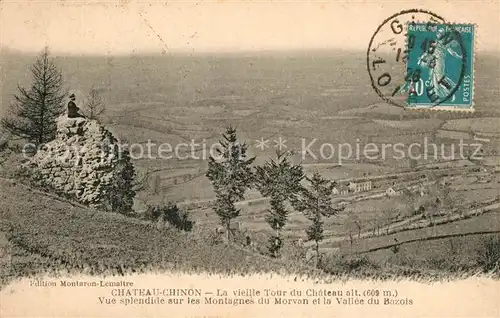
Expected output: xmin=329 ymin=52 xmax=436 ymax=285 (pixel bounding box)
xmin=26 ymin=116 xmax=135 ymax=211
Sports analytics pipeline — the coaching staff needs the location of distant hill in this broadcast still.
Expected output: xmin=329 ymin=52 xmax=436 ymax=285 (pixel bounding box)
xmin=1 ymin=46 xmax=499 ymax=121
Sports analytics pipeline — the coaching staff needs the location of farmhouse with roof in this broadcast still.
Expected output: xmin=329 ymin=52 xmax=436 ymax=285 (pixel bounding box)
xmin=332 ymin=184 xmax=350 ymax=196
xmin=386 ymin=186 xmax=402 ymax=197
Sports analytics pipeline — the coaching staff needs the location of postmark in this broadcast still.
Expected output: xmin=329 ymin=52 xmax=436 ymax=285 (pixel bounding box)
xmin=404 ymin=23 xmax=475 ymax=110
xmin=367 ymin=9 xmax=447 ymax=108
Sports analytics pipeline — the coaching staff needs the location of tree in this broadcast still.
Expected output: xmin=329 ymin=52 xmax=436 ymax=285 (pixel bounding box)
xmin=294 ymin=172 xmax=344 ymax=266
xmin=206 ymin=126 xmax=255 ymax=241
xmin=150 ymin=174 xmax=162 ymax=195
xmin=1 ymin=47 xmax=66 ymax=147
xmin=212 ymin=192 xmax=240 ymax=241
xmin=382 ymin=208 xmax=398 ymax=235
xmin=373 ymin=211 xmax=385 ymax=235
xmin=255 ymin=152 xmax=305 ymax=257
xmin=425 ymin=174 xmax=452 ymax=234
xmin=344 ymin=211 xmax=362 ymax=246
xmin=84 ymin=87 xmax=105 ymax=121
xmin=105 ymin=149 xmax=137 ymax=214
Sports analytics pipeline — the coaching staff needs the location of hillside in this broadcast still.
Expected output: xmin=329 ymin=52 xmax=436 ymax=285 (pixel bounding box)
xmin=0 ymin=177 xmax=319 ymax=285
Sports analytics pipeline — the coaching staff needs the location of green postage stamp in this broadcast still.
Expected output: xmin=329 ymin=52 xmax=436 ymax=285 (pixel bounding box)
xmin=403 ymin=22 xmax=475 ymax=110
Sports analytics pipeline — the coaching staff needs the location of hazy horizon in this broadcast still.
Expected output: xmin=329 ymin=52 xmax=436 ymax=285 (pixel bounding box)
xmin=2 ymin=45 xmax=500 ymax=58
xmin=1 ymin=1 xmax=498 ymax=55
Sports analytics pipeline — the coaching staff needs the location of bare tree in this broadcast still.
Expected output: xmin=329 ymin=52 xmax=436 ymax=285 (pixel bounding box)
xmin=84 ymin=87 xmax=105 ymax=121
xmin=1 ymin=47 xmax=66 ymax=147
xmin=150 ymin=174 xmax=162 ymax=195
xmin=381 ymin=208 xmax=398 ymax=235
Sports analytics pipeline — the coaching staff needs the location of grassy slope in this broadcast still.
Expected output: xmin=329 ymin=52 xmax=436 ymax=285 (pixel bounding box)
xmin=367 ymin=232 xmax=500 ymax=267
xmin=0 ymin=178 xmax=318 ymax=281
xmin=330 ymin=209 xmax=500 ymax=252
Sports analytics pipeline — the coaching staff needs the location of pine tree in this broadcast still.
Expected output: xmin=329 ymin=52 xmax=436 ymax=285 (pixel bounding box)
xmin=255 ymin=152 xmax=304 ymax=257
xmin=84 ymin=87 xmax=105 ymax=121
xmin=295 ymin=172 xmax=344 ymax=266
xmin=206 ymin=126 xmax=255 ymax=241
xmin=1 ymin=47 xmax=66 ymax=147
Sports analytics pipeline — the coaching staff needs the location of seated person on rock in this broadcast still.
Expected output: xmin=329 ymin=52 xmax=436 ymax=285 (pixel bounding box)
xmin=67 ymin=94 xmax=86 ymax=118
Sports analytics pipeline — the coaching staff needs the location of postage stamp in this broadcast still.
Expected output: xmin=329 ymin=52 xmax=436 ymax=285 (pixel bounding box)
xmin=404 ymin=23 xmax=475 ymax=110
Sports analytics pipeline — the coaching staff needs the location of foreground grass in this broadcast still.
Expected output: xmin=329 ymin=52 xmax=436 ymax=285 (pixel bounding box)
xmin=0 ymin=178 xmax=320 ymax=285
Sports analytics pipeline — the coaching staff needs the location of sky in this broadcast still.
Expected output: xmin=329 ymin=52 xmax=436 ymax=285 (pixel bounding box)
xmin=1 ymin=0 xmax=499 ymax=55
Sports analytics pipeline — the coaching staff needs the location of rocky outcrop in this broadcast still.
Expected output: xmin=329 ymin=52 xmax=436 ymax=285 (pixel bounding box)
xmin=26 ymin=116 xmax=135 ymax=210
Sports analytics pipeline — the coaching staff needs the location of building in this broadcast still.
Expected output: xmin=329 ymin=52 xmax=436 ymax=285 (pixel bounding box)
xmin=386 ymin=187 xmax=401 ymax=197
xmin=332 ymin=185 xmax=349 ymax=196
xmin=347 ymin=180 xmax=372 ymax=193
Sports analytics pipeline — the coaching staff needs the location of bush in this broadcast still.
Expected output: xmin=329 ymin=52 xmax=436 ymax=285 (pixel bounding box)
xmin=190 ymin=226 xmax=225 ymax=246
xmin=144 ymin=203 xmax=194 ymax=232
xmin=281 ymin=239 xmax=307 ymax=263
xmin=319 ymin=254 xmax=380 ymax=275
xmin=144 ymin=205 xmax=162 ymax=222
xmin=104 ymin=150 xmax=136 ymax=214
xmin=475 ymin=235 xmax=500 ymax=273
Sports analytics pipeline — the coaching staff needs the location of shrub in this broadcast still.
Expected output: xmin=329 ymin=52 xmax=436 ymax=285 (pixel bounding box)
xmin=144 ymin=205 xmax=162 ymax=222
xmin=387 ymin=252 xmax=416 ymax=268
xmin=319 ymin=254 xmax=380 ymax=275
xmin=417 ymin=238 xmax=470 ymax=272
xmin=104 ymin=150 xmax=136 ymax=215
xmin=206 ymin=231 xmax=224 ymax=246
xmin=144 ymin=203 xmax=194 ymax=232
xmin=475 ymin=235 xmax=500 ymax=273
xmin=190 ymin=226 xmax=225 ymax=246
xmin=281 ymin=239 xmax=307 ymax=263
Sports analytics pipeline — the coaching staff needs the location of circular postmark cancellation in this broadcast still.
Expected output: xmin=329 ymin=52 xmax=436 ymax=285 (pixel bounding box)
xmin=367 ymin=9 xmax=468 ymax=109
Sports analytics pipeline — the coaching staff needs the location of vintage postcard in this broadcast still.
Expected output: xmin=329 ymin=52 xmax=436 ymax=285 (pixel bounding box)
xmin=0 ymin=1 xmax=499 ymax=317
